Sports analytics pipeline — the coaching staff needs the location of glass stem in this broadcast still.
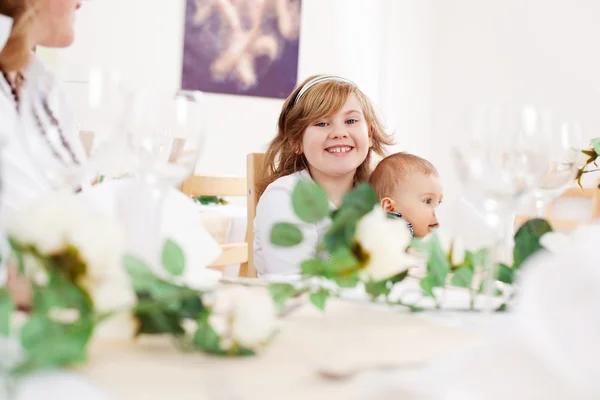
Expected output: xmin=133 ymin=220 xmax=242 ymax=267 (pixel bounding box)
xmin=116 ymin=179 xmax=166 ymax=269
xmin=535 ymin=197 xmax=546 ymax=218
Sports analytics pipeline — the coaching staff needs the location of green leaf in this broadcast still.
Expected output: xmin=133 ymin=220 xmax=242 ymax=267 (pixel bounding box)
xmin=328 ymin=248 xmax=359 ymax=274
xmin=268 ymin=283 xmax=297 ymax=311
xmin=300 ymin=258 xmax=328 ymax=276
xmin=162 ymin=239 xmax=185 ymax=276
xmin=309 ymin=289 xmax=329 ymax=311
xmin=0 ymin=288 xmax=14 ymax=335
xmin=513 ymin=218 xmax=552 ymax=269
xmin=340 ymin=183 xmax=379 ymax=215
xmin=291 ymin=179 xmax=330 ymax=223
xmin=592 ymin=138 xmax=600 ymax=155
xmin=193 ymin=312 xmax=224 ymax=355
xmin=194 ymin=196 xmax=227 ymax=205
xmin=17 ymin=315 xmax=93 ymax=374
xmin=323 ymin=208 xmax=362 ymax=251
xmin=420 ymin=275 xmax=436 ymax=297
xmin=333 ymin=273 xmax=360 ymax=288
xmin=464 ymin=249 xmax=489 ymax=268
xmin=497 ymin=263 xmax=514 ymax=284
xmin=424 ymin=234 xmax=451 ymax=287
xmin=123 ymin=254 xmax=157 ymax=292
xmin=365 ymin=270 xmax=408 ymax=299
xmin=270 ymin=223 xmax=303 ymax=247
xmin=450 ymin=266 xmax=474 ymax=288
xmin=33 ymin=273 xmax=93 ymax=314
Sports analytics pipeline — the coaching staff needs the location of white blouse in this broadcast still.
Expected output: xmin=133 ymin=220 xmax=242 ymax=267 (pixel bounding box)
xmin=0 ymin=55 xmax=86 ymax=284
xmin=0 ymin=55 xmax=86 ymax=225
xmin=253 ymin=170 xmax=336 ymax=276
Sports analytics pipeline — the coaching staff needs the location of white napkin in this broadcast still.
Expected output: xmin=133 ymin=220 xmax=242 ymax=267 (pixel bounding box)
xmin=78 ymin=179 xmax=223 ymax=288
xmin=0 ymin=15 xmax=12 ymax=52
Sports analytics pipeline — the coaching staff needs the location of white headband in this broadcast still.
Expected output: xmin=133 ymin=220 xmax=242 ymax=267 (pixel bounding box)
xmin=294 ymin=75 xmax=356 ymax=104
xmin=0 ymin=15 xmax=13 ymax=53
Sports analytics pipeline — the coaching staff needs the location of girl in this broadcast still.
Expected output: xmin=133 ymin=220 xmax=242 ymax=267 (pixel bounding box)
xmin=254 ymin=74 xmax=394 ymax=276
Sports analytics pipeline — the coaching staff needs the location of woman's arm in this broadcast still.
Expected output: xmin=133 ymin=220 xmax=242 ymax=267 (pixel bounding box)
xmin=254 ymin=185 xmax=319 ymax=276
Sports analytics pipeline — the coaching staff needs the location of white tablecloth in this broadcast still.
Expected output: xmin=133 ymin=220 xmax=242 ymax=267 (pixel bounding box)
xmin=73 ymin=289 xmax=483 ymax=400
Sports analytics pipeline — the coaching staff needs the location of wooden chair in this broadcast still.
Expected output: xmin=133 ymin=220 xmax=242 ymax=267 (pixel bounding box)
xmin=180 ymin=174 xmax=251 ymax=275
xmin=515 ymin=183 xmax=600 ymax=230
xmin=239 ymin=153 xmax=265 ymax=278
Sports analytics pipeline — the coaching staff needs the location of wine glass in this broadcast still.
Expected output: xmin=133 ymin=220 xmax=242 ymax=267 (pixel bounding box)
xmin=115 ymin=90 xmax=207 ymax=267
xmin=452 ymin=105 xmax=551 ymax=311
xmin=532 ymin=119 xmax=583 ymax=218
xmin=18 ymin=67 xmax=131 ymax=190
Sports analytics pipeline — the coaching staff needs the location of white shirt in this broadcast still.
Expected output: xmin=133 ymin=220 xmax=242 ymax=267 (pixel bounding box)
xmin=253 ymin=170 xmax=336 ymax=276
xmin=0 ymin=55 xmax=85 ymax=283
xmin=0 ymin=55 xmax=86 ymax=225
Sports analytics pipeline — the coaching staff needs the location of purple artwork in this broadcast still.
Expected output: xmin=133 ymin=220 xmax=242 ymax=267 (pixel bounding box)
xmin=181 ymin=0 xmax=302 ymax=99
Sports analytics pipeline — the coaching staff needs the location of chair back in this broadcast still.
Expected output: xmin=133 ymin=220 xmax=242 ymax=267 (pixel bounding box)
xmin=180 ymin=174 xmax=249 ymax=274
xmin=240 ymin=153 xmax=265 ymax=278
xmin=515 ymin=183 xmax=600 ymax=231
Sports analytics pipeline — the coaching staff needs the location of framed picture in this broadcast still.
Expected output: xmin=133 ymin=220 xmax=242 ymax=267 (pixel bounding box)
xmin=181 ymin=0 xmax=302 ymax=99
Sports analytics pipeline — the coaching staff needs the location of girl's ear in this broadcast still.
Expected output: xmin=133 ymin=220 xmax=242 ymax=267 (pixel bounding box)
xmin=381 ymin=197 xmax=396 ymax=212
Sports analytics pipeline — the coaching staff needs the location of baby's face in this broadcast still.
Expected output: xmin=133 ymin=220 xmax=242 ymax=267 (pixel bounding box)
xmin=385 ymin=173 xmax=443 ymax=237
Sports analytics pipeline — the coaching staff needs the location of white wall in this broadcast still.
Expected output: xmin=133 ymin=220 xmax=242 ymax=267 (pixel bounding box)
xmin=431 ymin=0 xmax=600 ymax=245
xmin=432 ymin=0 xmax=600 ymax=196
xmin=43 ymin=0 xmax=600 ymax=224
xmin=42 ymin=0 xmax=435 ymax=176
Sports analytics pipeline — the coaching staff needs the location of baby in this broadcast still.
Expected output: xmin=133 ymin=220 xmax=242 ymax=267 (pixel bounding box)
xmin=369 ymin=152 xmax=443 ymax=237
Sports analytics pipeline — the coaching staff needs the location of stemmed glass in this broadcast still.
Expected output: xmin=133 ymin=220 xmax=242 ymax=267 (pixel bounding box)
xmin=532 ymin=119 xmax=583 ymax=218
xmin=115 ymin=90 xmax=207 ymax=267
xmin=452 ymin=105 xmax=551 ymax=311
xmin=18 ymin=67 xmax=131 ymax=190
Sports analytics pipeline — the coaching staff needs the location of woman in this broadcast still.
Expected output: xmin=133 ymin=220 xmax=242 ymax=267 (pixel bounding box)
xmin=0 ymin=0 xmax=86 ymax=222
xmin=0 ymin=0 xmax=84 ymax=302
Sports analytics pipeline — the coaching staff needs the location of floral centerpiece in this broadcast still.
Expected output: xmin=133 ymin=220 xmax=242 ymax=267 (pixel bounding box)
xmin=0 ymin=191 xmax=277 ymax=391
xmin=268 ymin=180 xmax=552 ymax=312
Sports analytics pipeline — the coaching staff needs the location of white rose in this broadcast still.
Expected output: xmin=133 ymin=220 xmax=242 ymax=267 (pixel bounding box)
xmin=355 ymin=206 xmax=418 ymax=281
xmin=539 ymin=232 xmax=570 ymax=254
xmin=438 ymin=231 xmax=466 ymax=266
xmin=8 ymin=192 xmax=135 ymax=314
xmin=227 ymin=287 xmax=277 ymax=350
xmin=540 ymin=225 xmax=599 ymax=255
xmin=7 ymin=191 xmax=85 ymax=254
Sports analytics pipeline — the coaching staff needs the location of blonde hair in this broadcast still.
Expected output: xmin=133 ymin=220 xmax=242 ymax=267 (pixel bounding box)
xmin=260 ymin=75 xmax=394 ymax=196
xmin=0 ymin=0 xmax=34 ymax=72
xmin=369 ymin=152 xmax=438 ymax=200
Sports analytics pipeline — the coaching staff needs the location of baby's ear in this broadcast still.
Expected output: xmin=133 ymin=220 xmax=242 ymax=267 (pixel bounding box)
xmin=381 ymin=197 xmax=395 ymax=212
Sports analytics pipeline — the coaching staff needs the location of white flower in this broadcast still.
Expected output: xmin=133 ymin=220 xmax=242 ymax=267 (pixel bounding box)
xmin=7 ymin=191 xmax=135 ymax=314
xmin=229 ymin=288 xmax=277 ymax=349
xmin=438 ymin=231 xmax=466 ymax=266
xmin=540 ymin=225 xmax=599 ymax=255
xmin=211 ymin=287 xmax=277 ymax=351
xmin=539 ymin=232 xmax=570 ymax=254
xmin=355 ymin=206 xmax=418 ymax=281
xmin=7 ymin=191 xmax=86 ymax=254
